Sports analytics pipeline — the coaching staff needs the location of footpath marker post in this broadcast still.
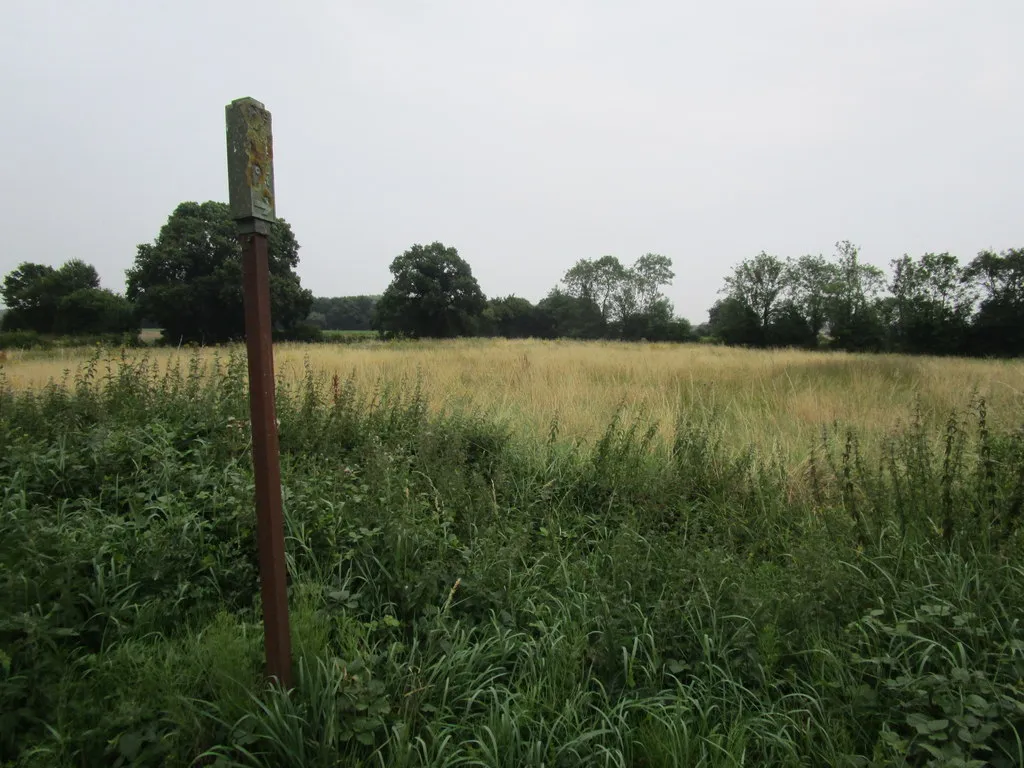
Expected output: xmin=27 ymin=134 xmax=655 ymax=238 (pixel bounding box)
xmin=225 ymin=97 xmax=292 ymax=687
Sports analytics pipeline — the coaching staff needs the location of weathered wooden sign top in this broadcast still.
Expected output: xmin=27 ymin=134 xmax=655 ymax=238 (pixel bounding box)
xmin=225 ymin=97 xmax=276 ymax=224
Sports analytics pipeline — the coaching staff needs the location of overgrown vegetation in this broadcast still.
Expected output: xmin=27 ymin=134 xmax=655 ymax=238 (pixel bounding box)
xmin=0 ymin=330 xmax=142 ymax=351
xmin=1 ymin=349 xmax=1022 ymax=766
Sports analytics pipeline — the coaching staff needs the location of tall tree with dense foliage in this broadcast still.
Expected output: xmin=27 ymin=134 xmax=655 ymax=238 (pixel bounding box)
xmin=787 ymin=254 xmax=837 ymax=340
xmin=125 ymin=201 xmax=312 ymax=344
xmin=716 ymin=251 xmax=810 ymax=346
xmin=561 ymin=253 xmax=681 ymax=339
xmin=629 ymin=254 xmax=675 ymax=311
xmin=373 ymin=242 xmax=486 ymax=338
xmin=822 ymin=241 xmax=886 ymax=351
xmin=1 ymin=262 xmax=66 ymax=332
xmin=563 ymin=255 xmax=628 ymax=323
xmin=888 ymin=252 xmax=974 ymax=355
xmin=614 ymin=253 xmax=676 ymax=329
xmin=964 ymin=248 xmax=1024 ymax=356
xmin=722 ymin=251 xmax=788 ymax=332
xmin=1 ymin=259 xmax=134 ymax=335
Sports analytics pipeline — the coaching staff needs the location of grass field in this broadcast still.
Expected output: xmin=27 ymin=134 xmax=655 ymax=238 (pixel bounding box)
xmin=4 ymin=338 xmax=1024 ymax=468
xmin=1 ymin=340 xmax=1023 ymax=766
xmin=139 ymin=328 xmax=163 ymax=344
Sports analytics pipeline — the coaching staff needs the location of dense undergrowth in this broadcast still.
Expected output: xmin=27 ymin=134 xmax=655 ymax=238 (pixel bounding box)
xmin=1 ymin=349 xmax=1022 ymax=767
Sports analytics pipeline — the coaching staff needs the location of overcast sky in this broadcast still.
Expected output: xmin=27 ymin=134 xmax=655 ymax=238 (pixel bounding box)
xmin=2 ymin=1 xmax=1022 ymax=321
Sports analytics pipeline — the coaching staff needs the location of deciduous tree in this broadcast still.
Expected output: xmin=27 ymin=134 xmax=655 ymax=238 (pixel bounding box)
xmin=563 ymin=255 xmax=628 ymax=322
xmin=787 ymin=254 xmax=837 ymax=340
xmin=825 ymin=241 xmax=886 ymax=351
xmin=125 ymin=201 xmax=312 ymax=344
xmin=888 ymin=253 xmax=974 ymax=355
xmin=373 ymin=242 xmax=486 ymax=338
xmin=1 ymin=259 xmax=131 ymax=335
xmin=722 ymin=252 xmax=788 ymax=330
xmin=964 ymin=248 xmax=1024 ymax=356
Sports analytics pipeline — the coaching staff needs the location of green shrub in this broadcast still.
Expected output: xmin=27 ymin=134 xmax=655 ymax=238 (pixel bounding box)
xmin=275 ymin=321 xmax=323 ymax=343
xmin=53 ymin=288 xmax=138 ymax=335
xmin=0 ymin=329 xmax=49 ymax=350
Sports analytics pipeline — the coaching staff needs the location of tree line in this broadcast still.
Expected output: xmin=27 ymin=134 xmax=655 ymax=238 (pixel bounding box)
xmin=368 ymin=243 xmax=692 ymax=342
xmin=3 ymin=199 xmax=1024 ymax=358
xmin=0 ymin=205 xmax=691 ymax=346
xmin=334 ymin=239 xmax=1024 ymax=357
xmin=2 ymin=202 xmax=314 ymax=345
xmin=307 ymin=296 xmax=379 ymax=332
xmin=706 ymin=241 xmax=1024 ymax=357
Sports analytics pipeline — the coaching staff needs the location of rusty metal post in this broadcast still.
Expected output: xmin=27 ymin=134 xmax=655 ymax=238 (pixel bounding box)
xmin=226 ymin=97 xmax=292 ymax=687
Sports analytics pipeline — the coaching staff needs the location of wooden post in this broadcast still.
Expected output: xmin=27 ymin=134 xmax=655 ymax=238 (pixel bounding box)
xmin=225 ymin=97 xmax=292 ymax=687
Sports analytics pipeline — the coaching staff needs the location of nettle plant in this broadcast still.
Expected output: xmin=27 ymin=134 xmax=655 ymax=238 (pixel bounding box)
xmin=848 ymin=592 xmax=1024 ymax=766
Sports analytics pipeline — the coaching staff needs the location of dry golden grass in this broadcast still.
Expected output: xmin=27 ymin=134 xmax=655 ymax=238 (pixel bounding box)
xmin=3 ymin=338 xmax=1024 ymax=465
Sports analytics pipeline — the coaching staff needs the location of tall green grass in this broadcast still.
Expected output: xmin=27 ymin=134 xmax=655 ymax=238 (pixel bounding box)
xmin=1 ymin=349 xmax=1022 ymax=767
